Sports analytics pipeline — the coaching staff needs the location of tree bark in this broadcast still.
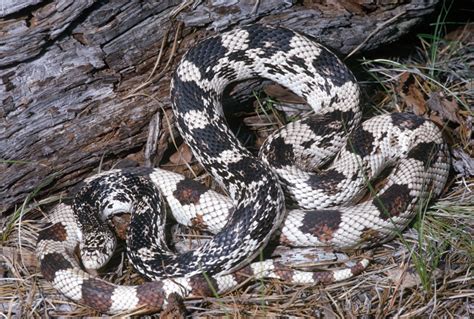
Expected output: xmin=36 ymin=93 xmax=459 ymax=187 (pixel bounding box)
xmin=0 ymin=0 xmax=440 ymax=214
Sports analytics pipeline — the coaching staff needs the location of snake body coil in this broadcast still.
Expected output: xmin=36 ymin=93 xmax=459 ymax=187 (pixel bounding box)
xmin=36 ymin=25 xmax=450 ymax=314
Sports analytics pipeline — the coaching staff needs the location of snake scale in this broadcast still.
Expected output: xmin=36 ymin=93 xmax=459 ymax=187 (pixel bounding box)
xmin=36 ymin=25 xmax=450 ymax=314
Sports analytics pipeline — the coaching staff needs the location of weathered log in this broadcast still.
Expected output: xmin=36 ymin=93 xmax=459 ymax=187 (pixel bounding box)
xmin=0 ymin=0 xmax=440 ymax=213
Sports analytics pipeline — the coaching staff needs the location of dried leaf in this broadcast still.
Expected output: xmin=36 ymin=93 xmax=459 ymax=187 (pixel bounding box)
xmin=445 ymin=23 xmax=474 ymax=42
xmin=338 ymin=0 xmax=369 ymax=15
xmin=169 ymin=143 xmax=193 ymax=165
xmin=386 ymin=267 xmax=421 ymax=289
xmin=398 ymin=72 xmax=427 ymax=115
xmin=428 ymin=113 xmax=444 ymax=128
xmin=427 ymin=92 xmax=463 ymax=124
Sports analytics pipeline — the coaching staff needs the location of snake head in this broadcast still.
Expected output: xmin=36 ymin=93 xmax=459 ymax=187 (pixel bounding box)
xmin=80 ymin=230 xmax=117 ymax=270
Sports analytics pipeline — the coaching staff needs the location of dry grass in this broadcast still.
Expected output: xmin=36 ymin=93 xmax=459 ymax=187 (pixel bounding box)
xmin=1 ymin=10 xmax=473 ymax=319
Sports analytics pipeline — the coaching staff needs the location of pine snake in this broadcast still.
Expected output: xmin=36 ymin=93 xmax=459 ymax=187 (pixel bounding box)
xmin=36 ymin=24 xmax=450 ymax=314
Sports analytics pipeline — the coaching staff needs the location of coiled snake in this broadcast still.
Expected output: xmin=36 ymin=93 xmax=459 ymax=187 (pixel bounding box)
xmin=36 ymin=25 xmax=450 ymax=314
